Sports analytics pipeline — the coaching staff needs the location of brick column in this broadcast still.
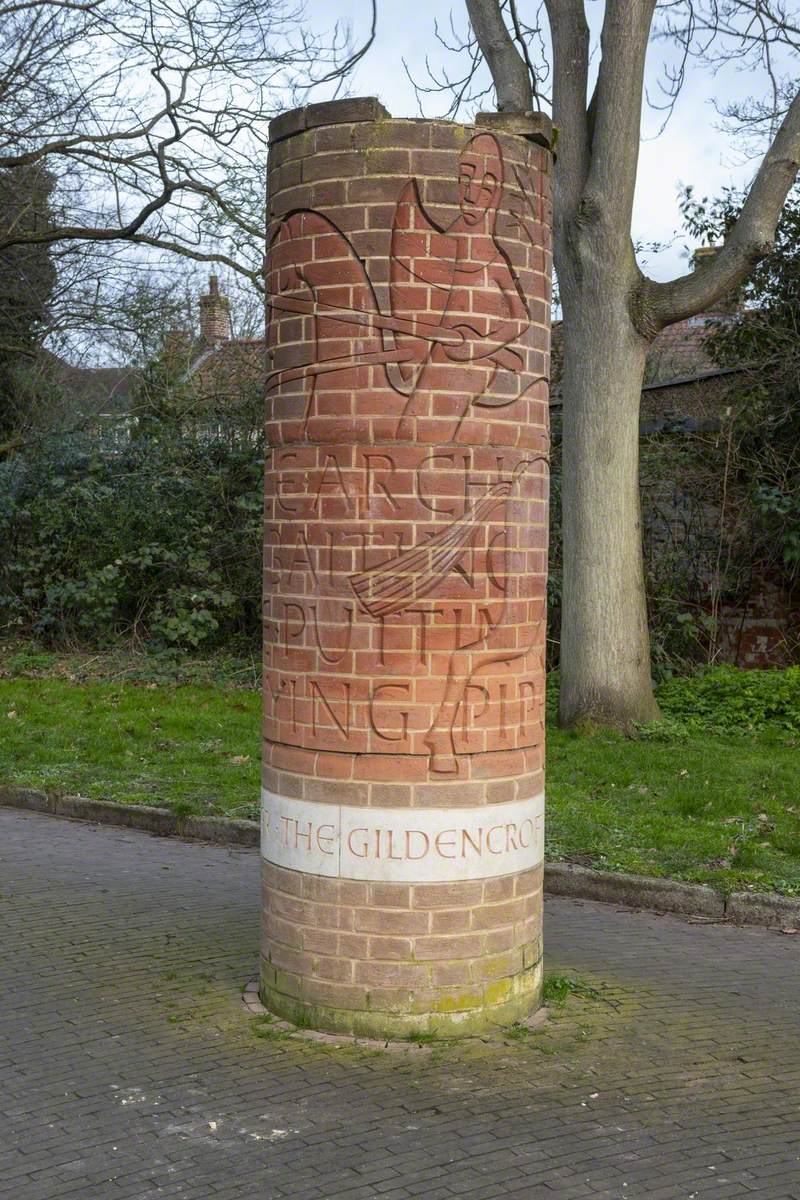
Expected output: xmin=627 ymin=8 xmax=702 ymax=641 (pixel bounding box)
xmin=262 ymin=98 xmax=552 ymax=1037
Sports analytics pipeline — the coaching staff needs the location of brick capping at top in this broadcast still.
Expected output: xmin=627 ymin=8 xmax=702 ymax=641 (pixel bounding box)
xmin=475 ymin=111 xmax=553 ymax=150
xmin=268 ymin=97 xmax=554 ymax=151
xmin=269 ymin=97 xmax=392 ymax=145
xmin=1 ymin=785 xmax=798 ymax=930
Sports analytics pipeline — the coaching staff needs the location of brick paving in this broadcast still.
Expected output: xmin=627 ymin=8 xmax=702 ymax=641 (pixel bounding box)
xmin=1 ymin=807 xmax=798 ymax=1200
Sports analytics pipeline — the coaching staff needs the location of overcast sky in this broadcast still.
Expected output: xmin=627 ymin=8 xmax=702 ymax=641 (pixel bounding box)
xmin=308 ymin=0 xmax=784 ymax=283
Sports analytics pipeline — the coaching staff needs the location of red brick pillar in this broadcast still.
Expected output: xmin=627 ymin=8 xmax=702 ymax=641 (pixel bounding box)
xmin=262 ymin=98 xmax=552 ymax=1037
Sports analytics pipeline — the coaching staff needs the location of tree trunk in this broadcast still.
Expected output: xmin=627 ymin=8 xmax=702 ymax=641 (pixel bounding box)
xmin=557 ymin=266 xmax=660 ymax=729
xmin=463 ymin=0 xmax=800 ymax=732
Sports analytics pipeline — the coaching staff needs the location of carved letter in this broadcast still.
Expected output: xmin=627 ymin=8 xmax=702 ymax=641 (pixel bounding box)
xmin=347 ymin=828 xmax=369 ymax=858
xmin=317 ymin=824 xmax=337 ymax=855
xmin=487 ymin=528 xmax=509 ymax=593
xmin=363 ymin=453 xmax=399 ymax=512
xmin=459 ymin=683 xmax=490 ymax=743
xmin=416 ymin=452 xmax=460 ymax=515
xmin=405 ymin=830 xmax=430 ymax=860
xmin=434 ymin=829 xmax=457 ymax=859
xmin=281 ymin=602 xmax=306 ymax=652
xmin=310 ymin=602 xmax=354 ymax=665
xmin=276 ymin=452 xmax=303 ymax=515
xmin=519 ymin=680 xmax=538 ymax=734
xmin=264 ymin=525 xmax=281 ymax=588
xmin=369 ymin=683 xmax=411 ymax=743
xmin=313 ymin=453 xmax=354 ymax=513
xmin=310 ymin=679 xmax=352 ymax=741
xmin=286 ymin=532 xmax=318 ymax=587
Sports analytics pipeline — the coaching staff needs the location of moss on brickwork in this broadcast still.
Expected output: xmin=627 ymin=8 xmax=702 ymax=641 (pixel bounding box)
xmin=260 ymin=956 xmax=543 ymax=1040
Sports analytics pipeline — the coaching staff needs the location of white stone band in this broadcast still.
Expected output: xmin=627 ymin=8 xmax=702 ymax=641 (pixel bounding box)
xmin=260 ymin=789 xmax=544 ymax=882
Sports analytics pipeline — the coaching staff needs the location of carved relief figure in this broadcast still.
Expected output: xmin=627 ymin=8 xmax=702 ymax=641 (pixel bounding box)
xmin=389 ymin=133 xmax=530 ymax=437
xmin=267 ymin=132 xmax=538 ymax=441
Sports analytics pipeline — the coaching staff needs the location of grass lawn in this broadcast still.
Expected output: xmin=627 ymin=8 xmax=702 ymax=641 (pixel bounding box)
xmin=1 ymin=645 xmax=798 ymax=896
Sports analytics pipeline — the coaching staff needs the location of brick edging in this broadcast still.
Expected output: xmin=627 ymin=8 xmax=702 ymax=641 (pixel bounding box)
xmin=2 ymin=784 xmax=798 ymax=930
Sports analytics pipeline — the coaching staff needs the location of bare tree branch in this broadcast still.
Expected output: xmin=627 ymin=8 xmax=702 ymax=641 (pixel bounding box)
xmin=585 ymin=0 xmax=657 ymax=231
xmin=646 ymin=87 xmax=800 ymax=329
xmin=464 ymin=0 xmax=532 ymax=111
xmin=543 ymin=0 xmax=591 ymax=241
xmin=0 ymin=0 xmax=372 ymax=282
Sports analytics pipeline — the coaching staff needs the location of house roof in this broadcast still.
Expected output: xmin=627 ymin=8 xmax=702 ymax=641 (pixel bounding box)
xmin=38 ymin=349 xmax=136 ymax=417
xmin=643 ymin=314 xmax=733 ymax=388
xmin=185 ymin=337 xmax=265 ymax=401
xmin=550 ymin=310 xmax=741 ymax=405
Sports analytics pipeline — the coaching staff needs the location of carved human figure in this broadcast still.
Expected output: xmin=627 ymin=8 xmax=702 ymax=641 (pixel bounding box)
xmin=266 ymin=132 xmax=532 ymax=442
xmin=389 ymin=132 xmax=530 ymax=438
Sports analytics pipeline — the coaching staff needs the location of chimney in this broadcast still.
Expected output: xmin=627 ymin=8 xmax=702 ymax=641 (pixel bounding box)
xmin=692 ymin=246 xmax=740 ymax=315
xmin=199 ymin=274 xmax=232 ymax=343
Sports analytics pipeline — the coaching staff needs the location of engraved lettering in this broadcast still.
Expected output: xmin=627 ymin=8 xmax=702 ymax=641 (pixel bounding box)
xmin=347 ymin=827 xmax=369 ymax=858
xmin=434 ymin=829 xmax=457 ymax=859
xmin=310 ymin=679 xmax=351 ymax=741
xmin=487 ymin=527 xmax=509 ymax=592
xmin=369 ymin=683 xmax=411 ymax=743
xmin=313 ymin=453 xmax=354 ymax=513
xmin=416 ymin=453 xmax=459 ymax=516
xmin=405 ymin=830 xmax=430 ymax=860
xmin=276 ymin=452 xmax=302 ymax=515
xmin=317 ymin=824 xmax=337 ymax=855
xmin=261 ymin=793 xmax=545 ymax=879
xmin=264 ymin=526 xmax=281 ymax=587
xmin=461 ymin=828 xmax=482 ymax=858
xmin=282 ymin=601 xmax=306 ymax=651
xmin=486 ymin=825 xmax=505 ymax=854
xmin=310 ymin=602 xmax=353 ymax=665
xmin=408 ymin=607 xmax=436 ymax=665
xmin=294 ymin=820 xmax=313 ymax=850
xmin=286 ymin=532 xmax=318 ymax=587
xmin=460 ymin=683 xmax=490 ymax=743
xmin=499 ymin=682 xmax=509 ymax=740
xmin=519 ymin=680 xmax=538 ymax=733
xmin=363 ymin=453 xmax=399 ymax=512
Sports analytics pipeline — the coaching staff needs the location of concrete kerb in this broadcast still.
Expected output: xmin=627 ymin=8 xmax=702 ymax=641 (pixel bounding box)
xmin=544 ymin=861 xmax=725 ymax=918
xmin=0 ymin=784 xmax=259 ymax=848
xmin=2 ymin=783 xmax=799 ymax=930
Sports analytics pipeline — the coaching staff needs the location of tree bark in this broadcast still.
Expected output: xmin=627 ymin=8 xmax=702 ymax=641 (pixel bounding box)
xmin=465 ymin=0 xmax=533 ymax=112
xmin=558 ymin=262 xmax=660 ymax=729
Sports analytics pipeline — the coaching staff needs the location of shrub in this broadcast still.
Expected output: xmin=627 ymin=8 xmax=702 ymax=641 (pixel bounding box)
xmin=656 ymin=665 xmax=800 ymax=734
xmin=0 ymin=433 xmax=263 ymax=651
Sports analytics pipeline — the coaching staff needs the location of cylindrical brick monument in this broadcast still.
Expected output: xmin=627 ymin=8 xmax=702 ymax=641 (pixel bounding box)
xmin=262 ymin=98 xmax=552 ymax=1037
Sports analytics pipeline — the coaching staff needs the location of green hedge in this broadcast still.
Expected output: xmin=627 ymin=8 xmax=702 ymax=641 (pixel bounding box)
xmin=0 ymin=435 xmax=263 ymax=650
